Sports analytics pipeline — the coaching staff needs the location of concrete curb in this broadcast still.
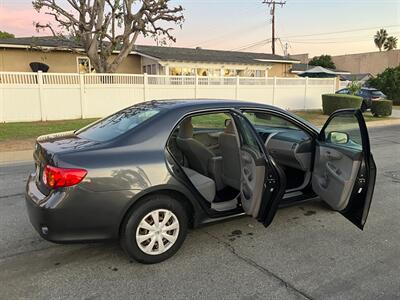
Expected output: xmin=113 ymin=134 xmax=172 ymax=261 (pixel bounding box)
xmin=1 ymin=118 xmax=399 ymax=165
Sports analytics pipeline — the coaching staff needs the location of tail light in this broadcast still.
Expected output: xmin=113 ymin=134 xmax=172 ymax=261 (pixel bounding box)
xmin=43 ymin=165 xmax=87 ymax=189
xmin=371 ymin=96 xmax=379 ymax=100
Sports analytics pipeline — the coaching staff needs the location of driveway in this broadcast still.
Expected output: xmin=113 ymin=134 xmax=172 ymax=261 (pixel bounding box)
xmin=0 ymin=125 xmax=399 ymax=299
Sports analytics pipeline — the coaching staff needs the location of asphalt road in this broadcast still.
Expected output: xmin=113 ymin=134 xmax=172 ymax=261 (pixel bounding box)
xmin=1 ymin=125 xmax=399 ymax=299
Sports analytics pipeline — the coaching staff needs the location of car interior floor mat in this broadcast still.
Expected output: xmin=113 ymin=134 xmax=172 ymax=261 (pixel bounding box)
xmin=214 ymin=186 xmax=240 ymax=203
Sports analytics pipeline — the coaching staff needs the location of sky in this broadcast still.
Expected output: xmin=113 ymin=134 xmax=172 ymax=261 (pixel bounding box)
xmin=0 ymin=0 xmax=399 ymax=57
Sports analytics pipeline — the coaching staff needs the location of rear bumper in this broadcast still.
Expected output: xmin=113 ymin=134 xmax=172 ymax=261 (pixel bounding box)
xmin=25 ymin=173 xmax=136 ymax=243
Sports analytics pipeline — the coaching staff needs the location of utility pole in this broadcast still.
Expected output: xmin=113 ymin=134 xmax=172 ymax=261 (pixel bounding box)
xmin=262 ymin=0 xmax=286 ymax=55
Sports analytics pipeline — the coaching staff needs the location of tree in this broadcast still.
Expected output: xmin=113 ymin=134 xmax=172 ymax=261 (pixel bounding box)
xmin=384 ymin=36 xmax=398 ymax=51
xmin=308 ymin=55 xmax=336 ymax=69
xmin=374 ymin=28 xmax=388 ymax=51
xmin=347 ymin=80 xmax=362 ymax=95
xmin=0 ymin=31 xmax=15 ymax=38
xmin=367 ymin=66 xmax=400 ymax=104
xmin=33 ymin=0 xmax=184 ymax=73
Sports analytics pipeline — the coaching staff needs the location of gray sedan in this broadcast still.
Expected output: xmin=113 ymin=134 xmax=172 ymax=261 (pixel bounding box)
xmin=25 ymin=99 xmax=376 ymax=264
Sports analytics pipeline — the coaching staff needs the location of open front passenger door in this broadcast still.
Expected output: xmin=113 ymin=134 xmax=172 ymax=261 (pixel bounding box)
xmin=230 ymin=111 xmax=286 ymax=227
xmin=312 ymin=109 xmax=377 ymax=229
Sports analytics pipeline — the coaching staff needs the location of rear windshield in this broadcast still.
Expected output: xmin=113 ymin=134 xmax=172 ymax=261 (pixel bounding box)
xmin=76 ymin=104 xmax=162 ymax=142
xmin=371 ymin=90 xmax=385 ymax=97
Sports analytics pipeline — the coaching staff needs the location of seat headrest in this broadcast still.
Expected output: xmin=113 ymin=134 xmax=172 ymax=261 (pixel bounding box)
xmin=224 ymin=119 xmax=235 ymax=134
xmin=178 ymin=117 xmax=193 ymax=138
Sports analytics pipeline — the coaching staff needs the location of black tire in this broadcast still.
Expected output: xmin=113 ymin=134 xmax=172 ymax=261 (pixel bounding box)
xmin=120 ymin=194 xmax=188 ymax=264
xmin=361 ymin=101 xmax=368 ymax=112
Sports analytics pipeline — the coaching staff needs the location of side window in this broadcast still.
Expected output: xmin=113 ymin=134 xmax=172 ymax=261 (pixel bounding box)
xmin=191 ymin=113 xmax=229 ymax=130
xmin=323 ymin=113 xmax=362 ymax=151
xmin=243 ymin=111 xmax=301 ymax=130
xmin=167 ymin=112 xmax=233 ymax=164
xmin=233 ymin=113 xmax=263 ymax=152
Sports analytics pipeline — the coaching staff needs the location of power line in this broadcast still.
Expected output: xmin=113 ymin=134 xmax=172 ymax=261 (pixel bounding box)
xmin=279 ymin=24 xmax=400 ymax=39
xmin=233 ymin=39 xmax=272 ymax=51
xmin=262 ymin=0 xmax=286 ymax=54
xmin=230 ymin=24 xmax=400 ymax=52
xmin=185 ymin=22 xmax=267 ymax=48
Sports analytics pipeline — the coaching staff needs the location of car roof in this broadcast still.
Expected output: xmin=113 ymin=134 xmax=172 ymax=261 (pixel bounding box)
xmin=145 ymin=98 xmax=265 ymax=107
xmin=142 ymin=98 xmax=282 ymax=112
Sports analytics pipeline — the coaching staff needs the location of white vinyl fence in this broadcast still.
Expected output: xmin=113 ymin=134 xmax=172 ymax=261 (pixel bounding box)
xmin=0 ymin=72 xmax=336 ymax=123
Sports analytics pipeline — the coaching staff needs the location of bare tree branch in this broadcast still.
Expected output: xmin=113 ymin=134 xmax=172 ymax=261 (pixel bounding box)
xmin=33 ymin=0 xmax=184 ymax=73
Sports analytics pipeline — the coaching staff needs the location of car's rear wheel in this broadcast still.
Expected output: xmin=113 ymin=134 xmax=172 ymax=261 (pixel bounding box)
xmin=121 ymin=195 xmax=188 ymax=264
xmin=361 ymin=101 xmax=368 ymax=112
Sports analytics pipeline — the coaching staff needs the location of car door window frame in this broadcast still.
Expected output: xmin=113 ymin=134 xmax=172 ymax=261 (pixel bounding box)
xmin=319 ymin=109 xmax=371 ymax=156
xmin=165 ymin=108 xmax=245 ymax=217
xmin=317 ymin=108 xmax=376 ymax=229
xmin=239 ymin=108 xmax=319 ymax=138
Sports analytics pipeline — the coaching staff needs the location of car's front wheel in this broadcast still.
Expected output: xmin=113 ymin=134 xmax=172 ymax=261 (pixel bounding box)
xmin=121 ymin=195 xmax=188 ymax=264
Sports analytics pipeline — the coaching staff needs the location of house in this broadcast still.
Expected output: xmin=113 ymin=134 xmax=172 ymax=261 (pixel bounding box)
xmin=290 ymin=63 xmax=350 ymax=77
xmin=0 ymin=37 xmax=299 ymax=77
xmin=339 ymin=73 xmax=373 ymax=83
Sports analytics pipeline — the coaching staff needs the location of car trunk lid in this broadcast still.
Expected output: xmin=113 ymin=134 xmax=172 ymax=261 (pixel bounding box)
xmin=33 ymin=131 xmax=98 ymax=195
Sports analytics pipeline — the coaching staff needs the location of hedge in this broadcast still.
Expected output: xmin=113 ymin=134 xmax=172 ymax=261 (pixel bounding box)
xmin=371 ymin=100 xmax=392 ymax=117
xmin=322 ymin=94 xmax=362 ymax=115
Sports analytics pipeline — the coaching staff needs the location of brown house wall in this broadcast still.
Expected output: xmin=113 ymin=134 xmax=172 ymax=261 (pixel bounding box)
xmin=0 ymin=47 xmax=295 ymax=77
xmin=268 ymin=63 xmax=295 ymax=77
xmin=332 ymin=50 xmax=400 ymax=75
xmin=0 ymin=48 xmax=141 ymax=73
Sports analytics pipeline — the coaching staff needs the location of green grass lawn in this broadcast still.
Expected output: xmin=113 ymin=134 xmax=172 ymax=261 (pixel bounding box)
xmin=293 ymin=110 xmax=392 ymax=126
xmin=0 ymin=118 xmax=98 ymax=141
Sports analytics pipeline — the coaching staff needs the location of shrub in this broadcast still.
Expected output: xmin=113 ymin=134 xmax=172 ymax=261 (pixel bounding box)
xmin=367 ymin=66 xmax=400 ymax=105
xmin=347 ymin=80 xmax=362 ymax=95
xmin=371 ymin=100 xmax=392 ymax=117
xmin=322 ymin=94 xmax=362 ymax=115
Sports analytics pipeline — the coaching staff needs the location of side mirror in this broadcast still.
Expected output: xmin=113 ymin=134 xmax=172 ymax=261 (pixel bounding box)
xmin=224 ymin=119 xmax=232 ymax=127
xmin=327 ymin=131 xmax=349 ymax=144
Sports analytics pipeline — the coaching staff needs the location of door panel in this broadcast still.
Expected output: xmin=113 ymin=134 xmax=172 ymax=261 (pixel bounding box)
xmin=230 ymin=110 xmax=286 ymax=227
xmin=313 ymin=109 xmax=376 ymax=229
xmin=240 ymin=146 xmax=266 ymax=217
xmin=312 ymin=144 xmax=361 ymax=211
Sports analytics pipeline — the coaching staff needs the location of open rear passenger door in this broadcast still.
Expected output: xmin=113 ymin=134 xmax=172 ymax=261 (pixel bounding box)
xmin=312 ymin=109 xmax=377 ymax=229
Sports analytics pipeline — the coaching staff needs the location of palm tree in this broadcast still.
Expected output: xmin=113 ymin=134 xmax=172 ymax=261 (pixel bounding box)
xmin=384 ymin=36 xmax=398 ymax=51
xmin=374 ymin=29 xmax=388 ymax=51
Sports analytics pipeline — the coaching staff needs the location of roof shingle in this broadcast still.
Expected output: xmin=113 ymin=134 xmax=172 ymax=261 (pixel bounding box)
xmin=0 ymin=36 xmax=299 ymax=65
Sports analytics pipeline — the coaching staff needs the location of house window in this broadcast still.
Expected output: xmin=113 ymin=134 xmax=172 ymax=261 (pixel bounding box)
xmin=159 ymin=65 xmax=166 ymax=75
xmin=182 ymin=68 xmax=195 ymax=76
xmin=151 ymin=64 xmax=157 ymax=75
xmin=169 ymin=67 xmax=182 ymax=76
xmin=208 ymin=69 xmax=221 ymax=77
xmin=255 ymin=70 xmax=266 ymax=77
xmin=77 ymin=57 xmax=91 ymax=73
xmin=196 ymin=68 xmax=208 ymax=76
xmin=224 ymin=69 xmax=237 ymax=77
